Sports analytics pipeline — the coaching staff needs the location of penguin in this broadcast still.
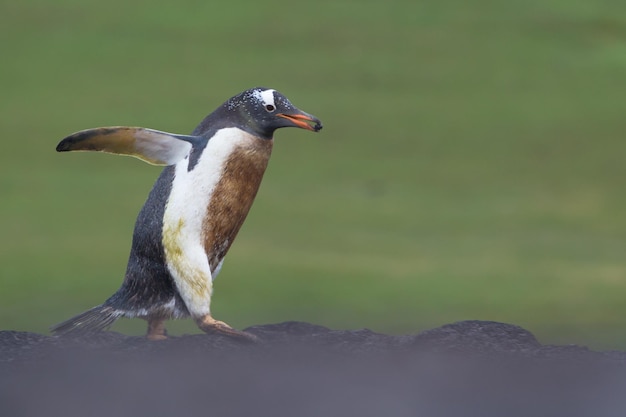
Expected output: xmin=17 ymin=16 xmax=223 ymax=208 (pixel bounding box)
xmin=51 ymin=87 xmax=322 ymax=341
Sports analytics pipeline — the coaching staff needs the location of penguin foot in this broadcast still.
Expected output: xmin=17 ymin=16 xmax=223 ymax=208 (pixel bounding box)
xmin=146 ymin=318 xmax=168 ymax=341
xmin=195 ymin=315 xmax=259 ymax=342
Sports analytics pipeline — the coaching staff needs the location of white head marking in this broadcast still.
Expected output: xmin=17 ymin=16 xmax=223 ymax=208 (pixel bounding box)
xmin=254 ymin=89 xmax=276 ymax=108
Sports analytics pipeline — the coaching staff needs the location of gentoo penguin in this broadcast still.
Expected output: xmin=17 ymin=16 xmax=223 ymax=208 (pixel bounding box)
xmin=51 ymin=87 xmax=322 ymax=340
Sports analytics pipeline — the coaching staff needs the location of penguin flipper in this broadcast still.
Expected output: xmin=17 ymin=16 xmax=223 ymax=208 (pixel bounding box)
xmin=56 ymin=127 xmax=199 ymax=166
xmin=50 ymin=305 xmax=122 ymax=337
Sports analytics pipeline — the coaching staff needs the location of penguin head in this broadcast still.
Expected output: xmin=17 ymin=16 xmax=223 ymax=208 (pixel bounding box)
xmin=224 ymin=87 xmax=323 ymax=139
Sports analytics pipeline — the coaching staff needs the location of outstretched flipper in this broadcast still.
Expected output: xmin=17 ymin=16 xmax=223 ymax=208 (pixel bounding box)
xmin=56 ymin=127 xmax=201 ymax=166
xmin=50 ymin=305 xmax=122 ymax=337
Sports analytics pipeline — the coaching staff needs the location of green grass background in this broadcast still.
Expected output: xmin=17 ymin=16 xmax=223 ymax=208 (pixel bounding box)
xmin=1 ymin=0 xmax=625 ymax=348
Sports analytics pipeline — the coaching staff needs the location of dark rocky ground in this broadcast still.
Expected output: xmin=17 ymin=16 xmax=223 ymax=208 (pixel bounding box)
xmin=1 ymin=320 xmax=625 ymax=417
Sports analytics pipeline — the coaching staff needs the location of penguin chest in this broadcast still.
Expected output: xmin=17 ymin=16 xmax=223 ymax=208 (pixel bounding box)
xmin=162 ymin=128 xmax=273 ymax=289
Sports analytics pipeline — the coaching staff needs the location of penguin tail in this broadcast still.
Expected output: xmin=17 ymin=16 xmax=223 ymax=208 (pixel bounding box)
xmin=50 ymin=305 xmax=122 ymax=337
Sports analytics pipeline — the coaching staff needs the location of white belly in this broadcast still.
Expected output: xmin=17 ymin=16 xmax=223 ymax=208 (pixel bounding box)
xmin=161 ymin=127 xmax=256 ymax=316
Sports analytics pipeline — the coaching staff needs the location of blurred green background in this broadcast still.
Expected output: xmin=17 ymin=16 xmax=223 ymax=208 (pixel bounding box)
xmin=1 ymin=0 xmax=625 ymax=348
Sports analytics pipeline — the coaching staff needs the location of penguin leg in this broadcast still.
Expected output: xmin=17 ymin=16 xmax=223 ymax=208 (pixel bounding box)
xmin=161 ymin=238 xmax=258 ymax=342
xmin=161 ymin=237 xmax=258 ymax=342
xmin=146 ymin=318 xmax=168 ymax=341
xmin=195 ymin=315 xmax=258 ymax=342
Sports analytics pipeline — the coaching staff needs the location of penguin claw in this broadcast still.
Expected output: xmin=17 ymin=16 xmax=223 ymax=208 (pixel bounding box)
xmin=215 ymin=327 xmax=259 ymax=343
xmin=195 ymin=315 xmax=259 ymax=343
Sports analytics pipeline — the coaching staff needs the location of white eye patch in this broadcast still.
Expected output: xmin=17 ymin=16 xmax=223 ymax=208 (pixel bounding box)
xmin=254 ymin=89 xmax=276 ymax=108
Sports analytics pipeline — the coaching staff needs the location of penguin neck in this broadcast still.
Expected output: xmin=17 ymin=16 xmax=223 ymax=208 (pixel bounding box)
xmin=187 ymin=111 xmax=273 ymax=171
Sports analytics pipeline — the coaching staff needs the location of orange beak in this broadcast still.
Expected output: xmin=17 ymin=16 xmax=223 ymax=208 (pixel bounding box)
xmin=277 ymin=113 xmax=323 ymax=132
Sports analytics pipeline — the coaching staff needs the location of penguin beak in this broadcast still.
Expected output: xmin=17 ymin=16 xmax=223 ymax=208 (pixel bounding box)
xmin=277 ymin=111 xmax=323 ymax=132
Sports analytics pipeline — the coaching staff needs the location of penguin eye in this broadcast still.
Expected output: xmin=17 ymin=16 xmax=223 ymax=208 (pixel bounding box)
xmin=265 ymin=104 xmax=275 ymax=112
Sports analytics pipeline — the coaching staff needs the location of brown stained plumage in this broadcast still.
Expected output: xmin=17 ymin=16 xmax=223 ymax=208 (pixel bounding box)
xmin=202 ymin=138 xmax=273 ymax=273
